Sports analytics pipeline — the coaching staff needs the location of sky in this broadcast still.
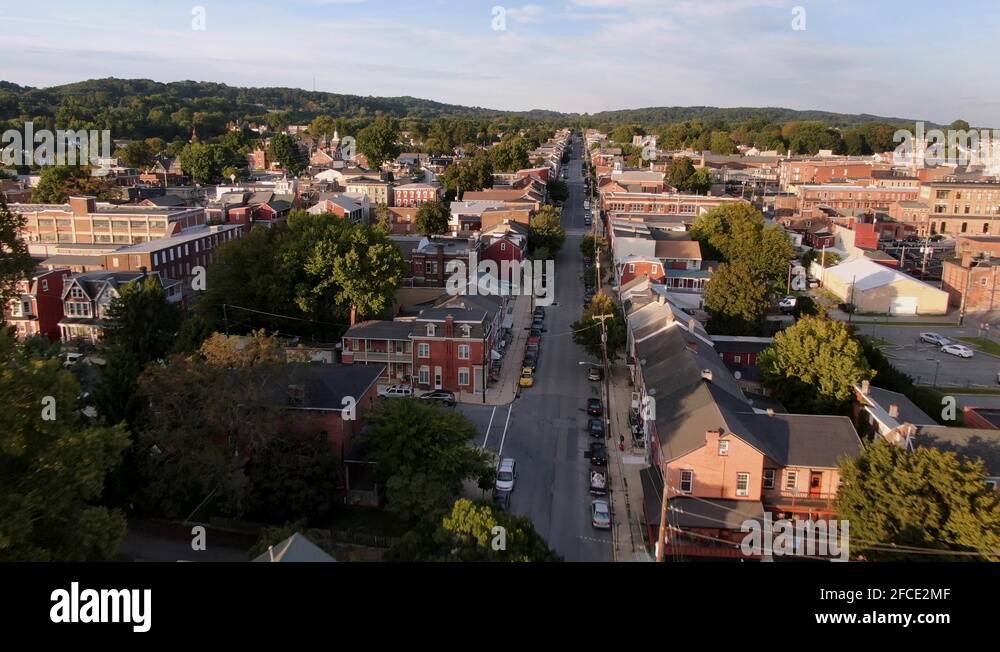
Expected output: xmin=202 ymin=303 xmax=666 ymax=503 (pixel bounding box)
xmin=1 ymin=0 xmax=999 ymax=125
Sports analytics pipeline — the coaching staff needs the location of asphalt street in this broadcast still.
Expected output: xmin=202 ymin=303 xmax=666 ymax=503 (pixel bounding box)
xmin=456 ymin=136 xmax=613 ymax=561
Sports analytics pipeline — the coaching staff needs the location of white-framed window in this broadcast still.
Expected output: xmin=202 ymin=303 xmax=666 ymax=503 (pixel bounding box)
xmin=458 ymin=344 xmax=470 ymax=360
xmin=679 ymin=470 xmax=693 ymax=494
xmin=153 ymin=253 xmax=158 ymax=266
xmin=40 ymin=279 xmax=48 ymax=292
xmin=628 ymin=263 xmax=635 ymax=273
xmin=718 ymin=440 xmax=729 ymax=456
xmin=763 ymin=469 xmax=776 ymax=489
xmin=70 ymin=287 xmax=84 ymax=299
xmin=458 ymin=367 xmax=470 ymax=386
xmin=418 ymin=367 xmax=430 ymax=384
xmin=734 ymin=355 xmax=742 ymax=363
xmin=785 ymin=470 xmax=798 ymax=492
xmin=461 ymin=324 xmax=471 ymax=337
xmin=418 ymin=343 xmax=430 ymax=358
xmin=500 ymin=242 xmax=507 ymax=252
xmin=426 ymin=323 xmax=435 ymax=336
xmin=112 ymin=257 xmax=119 ymax=267
xmin=736 ymin=472 xmax=750 ymax=497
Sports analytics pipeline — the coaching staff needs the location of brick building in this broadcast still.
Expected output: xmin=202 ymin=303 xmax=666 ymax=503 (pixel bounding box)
xmin=58 ymin=270 xmax=183 ymax=343
xmin=3 ymin=268 xmax=72 ymax=341
xmin=392 ymin=181 xmax=442 ymax=208
xmin=101 ymin=224 xmax=244 ymax=282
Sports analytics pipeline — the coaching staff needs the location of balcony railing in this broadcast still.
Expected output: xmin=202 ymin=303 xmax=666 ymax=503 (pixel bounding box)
xmin=767 ymin=490 xmax=837 ymax=513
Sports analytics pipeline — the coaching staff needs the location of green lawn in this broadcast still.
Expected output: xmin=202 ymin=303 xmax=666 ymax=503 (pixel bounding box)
xmin=955 ymin=336 xmax=1000 ymax=357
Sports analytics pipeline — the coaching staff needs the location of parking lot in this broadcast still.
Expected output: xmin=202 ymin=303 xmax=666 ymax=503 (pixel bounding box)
xmin=870 ymin=324 xmax=1000 ymax=388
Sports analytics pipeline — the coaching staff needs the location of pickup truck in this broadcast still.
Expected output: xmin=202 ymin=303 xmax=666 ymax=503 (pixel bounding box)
xmin=589 ymin=468 xmax=608 ymax=495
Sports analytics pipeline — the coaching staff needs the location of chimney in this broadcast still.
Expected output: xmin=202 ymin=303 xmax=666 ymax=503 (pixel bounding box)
xmin=701 ymin=369 xmax=713 ymax=383
xmin=766 ymin=408 xmax=775 ymax=417
xmin=688 ymin=318 xmax=697 ymax=333
xmin=444 ymin=314 xmax=454 ymax=338
xmin=889 ymin=404 xmax=900 ymax=419
xmin=861 ymin=379 xmax=870 ymax=396
xmin=962 ymin=252 xmax=974 ymax=268
xmin=69 ymin=195 xmax=96 ymax=216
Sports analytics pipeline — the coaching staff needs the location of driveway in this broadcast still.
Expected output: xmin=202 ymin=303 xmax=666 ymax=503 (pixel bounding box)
xmin=869 ymin=323 xmax=1000 ymax=388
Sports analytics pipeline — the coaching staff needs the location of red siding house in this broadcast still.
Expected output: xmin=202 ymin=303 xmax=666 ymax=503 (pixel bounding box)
xmin=3 ymin=268 xmax=72 ymax=341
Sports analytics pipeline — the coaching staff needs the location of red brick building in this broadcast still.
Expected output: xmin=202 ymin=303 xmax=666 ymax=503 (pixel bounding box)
xmin=393 ymin=182 xmax=443 ymax=208
xmin=3 ymin=268 xmax=72 ymax=341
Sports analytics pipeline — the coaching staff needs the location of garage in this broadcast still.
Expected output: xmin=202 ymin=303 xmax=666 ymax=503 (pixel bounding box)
xmin=890 ymin=296 xmax=918 ymax=315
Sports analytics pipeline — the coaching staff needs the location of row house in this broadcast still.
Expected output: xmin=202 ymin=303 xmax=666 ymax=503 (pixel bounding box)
xmin=917 ymin=180 xmax=1000 ymax=236
xmin=13 ymin=196 xmax=206 ymax=255
xmin=628 ymin=311 xmax=862 ymax=559
xmin=461 ymin=187 xmax=544 ymax=213
xmin=479 ymin=221 xmax=528 ymax=264
xmin=393 ymin=182 xmax=443 ymax=208
xmin=779 ymin=215 xmax=836 ymax=248
xmin=610 ymin=169 xmax=667 ymax=193
xmin=307 ymin=195 xmax=364 ymax=223
xmin=600 ymin=191 xmax=745 ymax=219
xmin=346 ymin=176 xmax=394 ymax=207
xmin=385 ymin=206 xmax=419 ymax=235
xmin=449 ymin=200 xmax=507 ymax=233
xmin=341 ymin=294 xmax=504 ymax=398
xmin=779 ymin=159 xmax=887 ymax=190
xmin=793 ymin=184 xmax=919 ymax=217
xmin=3 ymin=268 xmax=72 ymax=341
xmin=58 ymin=270 xmax=183 ymax=343
xmin=101 ymin=224 xmax=244 ymax=282
xmin=405 ymin=236 xmax=480 ymax=287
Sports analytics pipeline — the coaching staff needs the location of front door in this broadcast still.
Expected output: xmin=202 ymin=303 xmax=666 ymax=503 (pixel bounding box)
xmin=434 ymin=367 xmax=442 ymax=390
xmin=809 ymin=472 xmax=823 ymax=497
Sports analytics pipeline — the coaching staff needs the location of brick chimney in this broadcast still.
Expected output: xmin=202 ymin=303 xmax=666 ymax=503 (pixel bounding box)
xmin=861 ymin=379 xmax=870 ymax=396
xmin=701 ymin=369 xmax=713 ymax=383
xmin=68 ymin=196 xmax=96 ymax=216
xmin=889 ymin=404 xmax=900 ymax=419
xmin=962 ymin=252 xmax=974 ymax=268
xmin=444 ymin=314 xmax=454 ymax=338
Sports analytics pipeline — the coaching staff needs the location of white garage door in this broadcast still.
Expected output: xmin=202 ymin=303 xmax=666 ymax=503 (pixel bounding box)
xmin=890 ymin=296 xmax=918 ymax=315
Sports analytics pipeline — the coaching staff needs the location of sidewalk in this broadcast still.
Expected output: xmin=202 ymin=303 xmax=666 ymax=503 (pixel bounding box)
xmin=606 ymin=361 xmax=653 ymax=562
xmin=457 ymin=293 xmax=533 ymax=406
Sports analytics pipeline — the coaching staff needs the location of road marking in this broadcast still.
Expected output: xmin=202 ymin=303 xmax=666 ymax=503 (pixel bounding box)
xmin=577 ymin=536 xmax=613 ymax=545
xmin=496 ymin=403 xmax=514 ymax=456
xmin=481 ymin=405 xmax=497 ymax=449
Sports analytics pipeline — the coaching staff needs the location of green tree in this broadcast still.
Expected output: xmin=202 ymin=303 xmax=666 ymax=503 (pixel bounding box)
xmin=667 ymin=156 xmax=696 ymax=190
xmin=373 ymin=202 xmax=392 ymax=233
xmin=0 ymin=329 xmax=129 ymax=561
xmin=709 ymin=131 xmax=736 ymax=154
xmin=490 ymin=136 xmax=530 ymax=172
xmin=414 ymin=200 xmax=450 ymax=236
xmin=783 ymin=121 xmax=843 ymax=155
xmin=572 ymin=292 xmax=627 ymax=360
xmin=758 ymin=316 xmax=873 ymax=414
xmin=245 ymin=432 xmax=342 ymax=524
xmin=688 ymin=168 xmax=713 ymax=195
xmin=704 ymin=260 xmax=770 ymax=336
xmin=368 ymin=399 xmax=492 ymax=521
xmin=528 ymin=205 xmax=566 ymax=254
xmin=0 ymin=194 xmax=34 ymax=311
xmin=580 ymin=233 xmax=608 ymax=259
xmin=179 ymin=142 xmax=235 ymax=183
xmin=308 ymin=115 xmax=339 ymax=140
xmin=268 ymin=133 xmax=305 ymax=176
xmin=387 ymin=498 xmax=561 ymax=562
xmin=836 ymin=438 xmax=1000 ymax=561
xmin=357 ymin=115 xmax=401 ymax=169
xmin=115 ymin=140 xmax=155 ymax=169
xmin=441 ymin=152 xmax=493 ymax=196
xmin=32 ymin=165 xmax=117 ymax=203
xmin=691 ymin=203 xmax=794 ymax=285
xmin=546 ymin=179 xmax=569 ymax=203
xmin=95 ymin=276 xmax=182 ymax=429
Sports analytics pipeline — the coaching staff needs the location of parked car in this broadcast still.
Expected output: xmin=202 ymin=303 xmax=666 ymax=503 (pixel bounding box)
xmin=587 ymin=366 xmax=603 ymax=381
xmin=519 ymin=367 xmax=535 ymax=388
xmin=778 ymin=296 xmax=797 ymax=313
xmin=591 ymin=499 xmax=611 ymax=529
xmin=587 ymin=398 xmax=603 ymax=416
xmin=495 ymin=458 xmax=517 ymax=493
xmin=585 ymin=216 xmax=592 ymax=226
xmin=493 ymin=489 xmax=511 ymax=511
xmin=533 ymin=306 xmax=545 ymax=320
xmin=378 ymin=384 xmax=413 ymax=398
xmin=587 ymin=441 xmax=608 ymax=465
xmin=941 ymin=343 xmax=974 ymax=358
xmin=523 ymin=352 xmax=538 ymax=370
xmin=589 ymin=468 xmax=608 ymax=495
xmin=418 ymin=390 xmax=456 ymax=407
xmin=920 ymin=332 xmax=952 ymax=347
xmin=588 ymin=418 xmax=605 ymax=438
xmin=530 ymin=326 xmax=545 ymax=336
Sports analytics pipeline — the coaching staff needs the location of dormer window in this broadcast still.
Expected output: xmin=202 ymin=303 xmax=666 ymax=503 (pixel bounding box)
xmin=70 ymin=287 xmax=84 ymax=299
xmin=462 ymin=324 xmax=471 ymax=337
xmin=426 ymin=323 xmax=436 ymax=337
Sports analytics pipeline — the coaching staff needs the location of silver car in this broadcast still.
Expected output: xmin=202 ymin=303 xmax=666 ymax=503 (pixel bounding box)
xmin=495 ymin=458 xmax=517 ymax=493
xmin=591 ymin=499 xmax=611 ymax=529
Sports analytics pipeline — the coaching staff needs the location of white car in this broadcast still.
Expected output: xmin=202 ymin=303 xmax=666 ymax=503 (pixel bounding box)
xmin=60 ymin=352 xmax=84 ymax=368
xmin=920 ymin=332 xmax=952 ymax=347
xmin=584 ymin=201 xmax=591 ymax=210
xmin=941 ymin=344 xmax=974 ymax=358
xmin=778 ymin=296 xmax=797 ymax=311
xmin=591 ymin=499 xmax=611 ymax=529
xmin=495 ymin=458 xmax=517 ymax=493
xmin=378 ymin=384 xmax=413 ymax=398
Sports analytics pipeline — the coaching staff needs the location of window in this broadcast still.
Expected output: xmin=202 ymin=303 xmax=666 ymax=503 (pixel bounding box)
xmin=679 ymin=470 xmax=693 ymax=494
xmin=70 ymin=287 xmax=84 ymax=299
xmin=458 ymin=344 xmax=470 ymax=359
xmin=418 ymin=367 xmax=430 ymax=384
xmin=112 ymin=257 xmax=119 ymax=267
xmin=41 ymin=279 xmax=48 ymax=292
xmin=461 ymin=324 xmax=471 ymax=337
xmin=718 ymin=440 xmax=729 ymax=456
xmin=500 ymin=243 xmax=506 ymax=251
xmin=736 ymin=472 xmax=750 ymax=497
xmin=733 ymin=355 xmax=741 ymax=364
xmin=458 ymin=368 xmax=470 ymax=386
xmin=628 ymin=263 xmax=635 ymax=273
xmin=763 ymin=469 xmax=776 ymax=489
xmin=418 ymin=343 xmax=430 ymax=358
xmin=426 ymin=324 xmax=436 ymax=337
xmin=785 ymin=470 xmax=799 ymax=491
xmin=153 ymin=253 xmax=159 ymax=266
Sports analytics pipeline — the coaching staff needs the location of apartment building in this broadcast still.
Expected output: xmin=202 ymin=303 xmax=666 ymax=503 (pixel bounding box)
xmin=101 ymin=223 xmax=244 ymax=281
xmin=917 ymin=180 xmax=1000 ymax=236
xmin=392 ymin=181 xmax=442 ymax=208
xmin=58 ymin=270 xmax=183 ymax=343
xmin=346 ymin=176 xmax=394 ymax=206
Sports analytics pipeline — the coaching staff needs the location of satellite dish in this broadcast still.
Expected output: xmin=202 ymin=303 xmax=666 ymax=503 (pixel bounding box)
xmin=734 ymin=370 xmax=742 ymax=380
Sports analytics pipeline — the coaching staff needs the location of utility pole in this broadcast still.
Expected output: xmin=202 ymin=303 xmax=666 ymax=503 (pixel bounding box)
xmin=656 ymin=472 xmax=670 ymax=562
xmin=593 ymin=313 xmax=614 ymax=441
xmin=222 ymin=303 xmax=229 ymax=335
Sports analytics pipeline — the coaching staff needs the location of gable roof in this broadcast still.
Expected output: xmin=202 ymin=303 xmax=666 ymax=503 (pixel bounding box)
xmin=914 ymin=426 xmax=1000 ymax=476
xmin=252 ymin=533 xmax=336 ymax=562
xmin=733 ymin=413 xmax=862 ymax=468
xmin=268 ymin=363 xmax=385 ymax=411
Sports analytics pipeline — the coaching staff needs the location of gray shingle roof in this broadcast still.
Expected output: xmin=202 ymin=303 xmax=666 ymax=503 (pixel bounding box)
xmin=733 ymin=413 xmax=862 ymax=468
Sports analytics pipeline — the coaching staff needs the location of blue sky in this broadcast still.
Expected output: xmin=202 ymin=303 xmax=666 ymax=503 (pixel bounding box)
xmin=2 ymin=0 xmax=999 ymax=125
